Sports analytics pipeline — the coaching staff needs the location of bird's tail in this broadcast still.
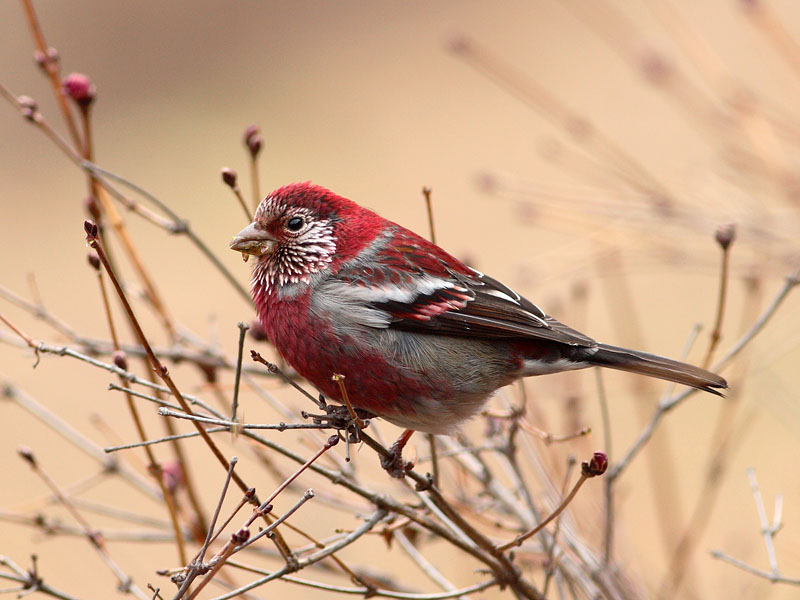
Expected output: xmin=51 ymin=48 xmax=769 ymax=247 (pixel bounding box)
xmin=587 ymin=343 xmax=727 ymax=395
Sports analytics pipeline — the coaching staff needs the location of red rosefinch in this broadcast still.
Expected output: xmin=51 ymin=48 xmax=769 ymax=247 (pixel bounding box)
xmin=231 ymin=183 xmax=726 ymax=475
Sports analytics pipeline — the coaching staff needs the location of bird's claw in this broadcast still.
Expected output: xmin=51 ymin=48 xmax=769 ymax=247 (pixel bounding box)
xmin=380 ymin=447 xmax=414 ymax=479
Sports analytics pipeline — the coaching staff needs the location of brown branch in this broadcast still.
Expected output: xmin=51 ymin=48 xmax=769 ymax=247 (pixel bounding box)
xmin=497 ymin=452 xmax=607 ymax=551
xmin=84 ymin=221 xmax=252 ymax=499
xmin=19 ymin=0 xmax=81 ymax=146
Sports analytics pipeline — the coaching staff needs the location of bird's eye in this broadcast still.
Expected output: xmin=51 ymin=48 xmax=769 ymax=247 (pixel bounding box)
xmin=286 ymin=217 xmax=304 ymax=232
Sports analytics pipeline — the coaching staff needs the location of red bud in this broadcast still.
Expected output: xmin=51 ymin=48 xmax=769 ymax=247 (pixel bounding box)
xmin=87 ymin=253 xmax=101 ymax=271
xmin=248 ymin=319 xmax=268 ymax=342
xmin=221 ymin=167 xmax=238 ymax=187
xmin=62 ymin=73 xmax=96 ymax=108
xmin=715 ymin=223 xmax=736 ymax=250
xmin=112 ymin=350 xmax=128 ymax=371
xmin=582 ymin=451 xmax=608 ymax=477
xmin=243 ymin=125 xmax=262 ymax=157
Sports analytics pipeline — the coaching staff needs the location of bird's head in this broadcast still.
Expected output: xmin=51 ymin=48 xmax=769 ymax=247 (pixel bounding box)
xmin=230 ymin=182 xmax=383 ymax=290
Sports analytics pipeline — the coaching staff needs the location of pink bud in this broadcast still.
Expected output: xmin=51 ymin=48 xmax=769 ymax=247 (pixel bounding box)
xmin=18 ymin=96 xmax=38 ymax=121
xmin=62 ymin=73 xmax=96 ymax=107
xmin=247 ymin=134 xmax=263 ymax=157
xmin=639 ymin=48 xmax=672 ymax=85
xmin=161 ymin=461 xmax=185 ymax=493
xmin=715 ymin=223 xmax=736 ymax=250
xmin=243 ymin=125 xmax=263 ymax=157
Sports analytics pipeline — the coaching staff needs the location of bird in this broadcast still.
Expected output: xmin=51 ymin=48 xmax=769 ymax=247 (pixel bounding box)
xmin=231 ymin=182 xmax=727 ymax=476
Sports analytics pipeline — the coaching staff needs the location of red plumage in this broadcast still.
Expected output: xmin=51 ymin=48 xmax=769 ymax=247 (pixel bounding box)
xmin=231 ymin=183 xmax=727 ymax=474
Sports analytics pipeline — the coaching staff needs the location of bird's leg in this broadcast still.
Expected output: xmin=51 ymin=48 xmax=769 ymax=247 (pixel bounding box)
xmin=380 ymin=429 xmax=416 ymax=478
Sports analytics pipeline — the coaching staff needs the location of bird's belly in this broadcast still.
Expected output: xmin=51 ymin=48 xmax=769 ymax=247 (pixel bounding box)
xmin=265 ymin=301 xmax=516 ymax=434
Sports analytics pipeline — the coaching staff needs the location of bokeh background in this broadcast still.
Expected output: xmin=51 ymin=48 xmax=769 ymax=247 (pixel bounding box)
xmin=1 ymin=1 xmax=799 ymax=598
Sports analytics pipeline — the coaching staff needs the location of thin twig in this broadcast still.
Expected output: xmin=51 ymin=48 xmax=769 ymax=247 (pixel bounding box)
xmin=231 ymin=322 xmax=249 ymax=423
xmin=710 ymin=551 xmax=800 ymax=585
xmin=498 ymin=472 xmax=588 ymax=551
xmin=208 ymin=508 xmax=389 ymax=600
xmin=81 ymin=161 xmax=249 ymax=302
xmin=16 ymin=448 xmax=148 ymax=599
xmin=85 ymin=222 xmax=253 ymax=500
xmin=609 ymin=265 xmax=800 ymax=481
xmin=19 ymin=0 xmax=81 ymax=146
xmin=702 ymin=226 xmax=734 ymax=368
xmin=0 ymin=555 xmax=81 ymax=600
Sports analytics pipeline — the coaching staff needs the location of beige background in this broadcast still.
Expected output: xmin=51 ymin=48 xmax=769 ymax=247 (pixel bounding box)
xmin=1 ymin=1 xmax=799 ymax=598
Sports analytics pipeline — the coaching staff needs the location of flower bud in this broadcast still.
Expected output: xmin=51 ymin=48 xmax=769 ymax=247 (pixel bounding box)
xmin=62 ymin=73 xmax=96 ymax=108
xmin=581 ymin=451 xmax=608 ymax=477
xmin=18 ymin=96 xmax=38 ymax=121
xmin=112 ymin=350 xmax=128 ymax=371
xmin=715 ymin=223 xmax=736 ymax=250
xmin=243 ymin=125 xmax=262 ymax=157
xmin=243 ymin=124 xmax=259 ymax=144
xmin=221 ymin=167 xmax=238 ymax=188
xmin=232 ymin=528 xmax=250 ymax=544
xmin=247 ymin=134 xmax=263 ymax=157
xmin=161 ymin=461 xmax=185 ymax=493
xmin=639 ymin=48 xmax=672 ymax=85
xmin=17 ymin=446 xmax=36 ymax=467
xmin=248 ymin=319 xmax=268 ymax=342
xmin=84 ymin=220 xmax=99 ymax=239
xmin=87 ymin=253 xmax=101 ymax=271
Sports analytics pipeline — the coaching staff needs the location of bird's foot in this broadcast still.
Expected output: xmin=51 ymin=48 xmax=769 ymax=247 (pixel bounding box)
xmin=380 ymin=448 xmax=414 ymax=479
xmin=380 ymin=429 xmax=416 ymax=479
xmin=301 ymin=403 xmax=373 ymax=435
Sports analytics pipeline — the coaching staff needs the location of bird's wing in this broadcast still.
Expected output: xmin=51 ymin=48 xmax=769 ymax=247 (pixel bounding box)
xmin=334 ymin=228 xmax=596 ymax=347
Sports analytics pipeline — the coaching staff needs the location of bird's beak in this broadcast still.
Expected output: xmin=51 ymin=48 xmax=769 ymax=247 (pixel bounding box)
xmin=230 ymin=222 xmax=276 ymax=263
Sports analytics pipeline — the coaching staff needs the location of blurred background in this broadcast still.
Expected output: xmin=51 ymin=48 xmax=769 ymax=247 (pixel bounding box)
xmin=1 ymin=1 xmax=799 ymax=598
